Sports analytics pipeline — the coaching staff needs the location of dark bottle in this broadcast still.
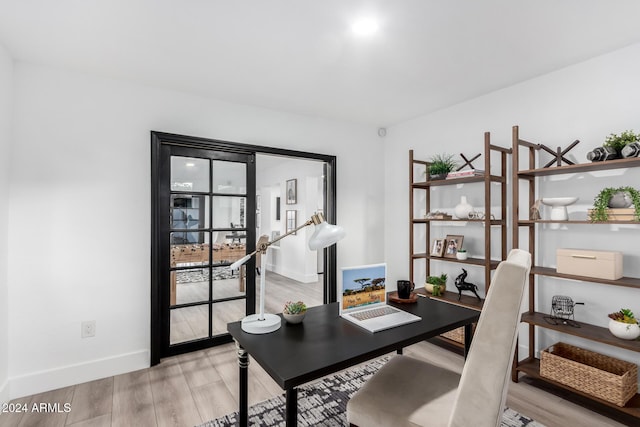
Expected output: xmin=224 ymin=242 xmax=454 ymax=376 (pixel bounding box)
xmin=586 ymin=146 xmax=617 ymax=161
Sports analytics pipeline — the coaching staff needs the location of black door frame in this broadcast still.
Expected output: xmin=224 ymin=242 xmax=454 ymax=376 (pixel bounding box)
xmin=151 ymin=131 xmax=338 ymax=365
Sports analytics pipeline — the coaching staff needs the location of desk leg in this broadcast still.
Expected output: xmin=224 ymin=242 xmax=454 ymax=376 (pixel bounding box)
xmin=235 ymin=341 xmax=249 ymax=427
xmin=396 ymin=348 xmax=403 ymax=355
xmin=285 ymin=388 xmax=298 ymax=427
xmin=463 ymin=324 xmax=472 ymax=360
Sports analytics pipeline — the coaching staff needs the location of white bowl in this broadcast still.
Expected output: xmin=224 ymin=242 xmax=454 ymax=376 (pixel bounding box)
xmin=540 ymin=197 xmax=579 ymax=207
xmin=541 ymin=197 xmax=579 ymax=221
xmin=608 ymin=319 xmax=640 ymax=340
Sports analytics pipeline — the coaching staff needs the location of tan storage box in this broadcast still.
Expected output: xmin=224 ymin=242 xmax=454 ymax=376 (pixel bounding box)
xmin=556 ymin=248 xmax=622 ymax=280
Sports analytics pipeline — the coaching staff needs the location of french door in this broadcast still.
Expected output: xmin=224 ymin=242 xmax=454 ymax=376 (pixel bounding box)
xmin=151 ymin=135 xmax=256 ymax=362
xmin=151 ymin=132 xmax=338 ymax=365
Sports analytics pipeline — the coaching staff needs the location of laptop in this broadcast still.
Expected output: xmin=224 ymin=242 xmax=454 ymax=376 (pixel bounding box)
xmin=340 ymin=263 xmax=421 ymax=333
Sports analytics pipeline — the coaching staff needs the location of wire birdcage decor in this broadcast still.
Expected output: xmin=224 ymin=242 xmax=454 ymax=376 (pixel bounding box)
xmin=544 ymin=295 xmax=584 ymax=328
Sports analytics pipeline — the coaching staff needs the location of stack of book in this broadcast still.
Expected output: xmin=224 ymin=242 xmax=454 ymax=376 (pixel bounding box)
xmin=446 ymin=169 xmax=485 ymax=179
xmin=587 ymin=208 xmax=638 ymax=221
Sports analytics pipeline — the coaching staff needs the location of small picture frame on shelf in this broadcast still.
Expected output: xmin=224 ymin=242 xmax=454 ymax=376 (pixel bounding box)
xmin=444 ymin=235 xmax=464 ymax=258
xmin=431 ymin=238 xmax=445 ymax=257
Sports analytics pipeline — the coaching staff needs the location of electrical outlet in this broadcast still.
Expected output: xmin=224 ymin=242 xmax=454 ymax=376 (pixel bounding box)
xmin=81 ymin=320 xmax=96 ymax=338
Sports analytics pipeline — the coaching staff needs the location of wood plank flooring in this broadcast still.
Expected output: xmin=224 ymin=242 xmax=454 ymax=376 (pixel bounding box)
xmin=1 ymin=341 xmax=630 ymax=427
xmin=0 ymin=273 xmax=630 ymax=427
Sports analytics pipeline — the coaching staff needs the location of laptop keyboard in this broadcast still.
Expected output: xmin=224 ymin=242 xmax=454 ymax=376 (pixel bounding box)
xmin=350 ymin=306 xmax=398 ymax=321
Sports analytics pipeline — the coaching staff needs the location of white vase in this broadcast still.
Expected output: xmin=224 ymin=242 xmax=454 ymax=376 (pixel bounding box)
xmin=454 ymin=196 xmax=473 ymax=219
xmin=608 ymin=319 xmax=640 ymax=340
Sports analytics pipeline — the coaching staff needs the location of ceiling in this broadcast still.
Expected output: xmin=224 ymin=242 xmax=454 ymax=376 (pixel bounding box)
xmin=1 ymin=1 xmax=640 ymax=127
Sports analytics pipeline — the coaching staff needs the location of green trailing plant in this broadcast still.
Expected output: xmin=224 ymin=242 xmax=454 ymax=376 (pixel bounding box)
xmin=604 ymin=130 xmax=640 ymax=154
xmin=432 ymin=284 xmax=442 ymax=297
xmin=608 ymin=308 xmax=638 ymax=325
xmin=426 ymin=273 xmax=447 ymax=286
xmin=283 ymin=300 xmax=307 ymax=315
xmin=590 ymin=186 xmax=640 ymax=222
xmin=427 ymin=153 xmax=457 ymax=176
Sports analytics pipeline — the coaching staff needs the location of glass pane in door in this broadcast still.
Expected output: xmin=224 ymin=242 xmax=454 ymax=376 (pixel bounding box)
xmin=171 ymin=157 xmax=209 ymax=192
xmin=212 ymin=161 xmax=246 ymax=194
xmin=212 ymin=196 xmax=246 ymax=229
xmin=170 ymin=305 xmax=209 ymax=344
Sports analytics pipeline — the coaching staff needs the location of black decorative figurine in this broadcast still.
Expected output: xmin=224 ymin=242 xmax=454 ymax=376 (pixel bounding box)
xmin=454 ymin=269 xmax=481 ymax=301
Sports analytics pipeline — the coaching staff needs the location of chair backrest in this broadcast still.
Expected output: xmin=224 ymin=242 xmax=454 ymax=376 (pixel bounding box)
xmin=448 ymin=249 xmax=531 ymax=427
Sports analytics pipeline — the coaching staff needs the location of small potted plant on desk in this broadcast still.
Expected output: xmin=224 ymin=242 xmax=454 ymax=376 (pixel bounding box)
xmin=608 ymin=308 xmax=640 ymax=340
xmin=283 ymin=301 xmax=307 ymax=324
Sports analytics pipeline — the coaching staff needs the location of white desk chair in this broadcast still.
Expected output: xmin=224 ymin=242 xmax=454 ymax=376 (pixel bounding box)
xmin=347 ymin=249 xmax=531 ymax=427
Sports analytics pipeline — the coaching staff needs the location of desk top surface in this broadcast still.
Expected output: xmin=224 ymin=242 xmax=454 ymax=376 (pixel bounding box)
xmin=228 ymin=298 xmax=479 ymax=389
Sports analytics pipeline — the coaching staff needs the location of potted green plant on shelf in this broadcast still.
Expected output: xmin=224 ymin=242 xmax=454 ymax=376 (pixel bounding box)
xmin=425 ymin=273 xmax=447 ymax=296
xmin=427 ymin=153 xmax=457 ymax=180
xmin=607 ymin=308 xmax=640 ymax=340
xmin=589 ymin=186 xmax=640 ymax=222
xmin=604 ymin=130 xmax=640 ymax=156
xmin=283 ymin=300 xmax=307 ymax=324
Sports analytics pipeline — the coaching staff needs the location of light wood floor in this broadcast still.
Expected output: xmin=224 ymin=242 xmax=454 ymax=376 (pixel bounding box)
xmin=1 ymin=341 xmax=629 ymax=427
xmin=0 ymin=273 xmax=629 ymax=427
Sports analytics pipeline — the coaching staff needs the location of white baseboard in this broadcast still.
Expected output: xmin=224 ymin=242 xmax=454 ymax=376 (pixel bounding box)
xmin=0 ymin=377 xmax=8 ymax=405
xmin=9 ymin=350 xmax=148 ymax=400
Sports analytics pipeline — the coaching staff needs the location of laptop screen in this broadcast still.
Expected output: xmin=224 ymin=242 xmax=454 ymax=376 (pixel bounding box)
xmin=341 ymin=263 xmax=386 ymax=310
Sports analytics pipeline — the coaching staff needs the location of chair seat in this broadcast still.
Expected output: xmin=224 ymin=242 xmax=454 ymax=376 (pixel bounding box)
xmin=347 ymin=355 xmax=460 ymax=427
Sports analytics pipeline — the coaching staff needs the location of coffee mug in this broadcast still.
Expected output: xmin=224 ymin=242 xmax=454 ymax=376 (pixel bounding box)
xmin=397 ymin=280 xmax=414 ymax=299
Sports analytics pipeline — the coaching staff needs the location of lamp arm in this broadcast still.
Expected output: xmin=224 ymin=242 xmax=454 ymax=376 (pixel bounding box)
xmin=231 ymin=217 xmax=316 ymax=270
xmin=261 ymin=219 xmax=313 ymax=251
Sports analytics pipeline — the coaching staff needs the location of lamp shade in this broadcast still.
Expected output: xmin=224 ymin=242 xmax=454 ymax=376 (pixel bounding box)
xmin=308 ymin=221 xmax=346 ymax=250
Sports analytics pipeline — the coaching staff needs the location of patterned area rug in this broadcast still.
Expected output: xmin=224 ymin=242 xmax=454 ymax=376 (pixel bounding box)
xmin=198 ymin=357 xmax=544 ymax=427
xmin=177 ymin=267 xmax=234 ymax=283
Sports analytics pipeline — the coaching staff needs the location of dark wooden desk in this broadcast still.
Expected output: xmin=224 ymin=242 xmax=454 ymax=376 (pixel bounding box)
xmin=228 ymin=298 xmax=480 ymax=427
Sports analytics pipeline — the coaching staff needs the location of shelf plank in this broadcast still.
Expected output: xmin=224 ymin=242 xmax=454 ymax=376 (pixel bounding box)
xmin=418 ymin=289 xmax=484 ymax=311
xmin=516 ymin=357 xmax=640 ymax=418
xmin=519 ymin=219 xmax=639 ymax=225
xmin=531 ymin=266 xmax=640 ymax=289
xmin=521 ymin=311 xmax=640 ymax=352
xmin=412 ymin=174 xmax=504 ymax=188
xmin=413 ymin=218 xmax=506 ymax=225
xmin=426 ymin=255 xmax=500 ymax=269
xmin=517 ymin=157 xmax=640 ymax=177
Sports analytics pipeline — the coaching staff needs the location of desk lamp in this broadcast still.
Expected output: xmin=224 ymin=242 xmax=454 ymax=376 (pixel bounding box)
xmin=230 ymin=213 xmax=345 ymax=334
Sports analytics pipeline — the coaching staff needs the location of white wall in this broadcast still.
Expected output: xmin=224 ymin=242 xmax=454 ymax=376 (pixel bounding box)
xmin=0 ymin=42 xmax=12 ymax=404
xmin=7 ymin=63 xmax=384 ymax=398
xmin=384 ymin=42 xmax=640 ymax=370
xmin=256 ymin=157 xmax=323 ymax=283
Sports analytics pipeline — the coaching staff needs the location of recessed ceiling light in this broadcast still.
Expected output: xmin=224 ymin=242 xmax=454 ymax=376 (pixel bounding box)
xmin=351 ymin=18 xmax=379 ymax=36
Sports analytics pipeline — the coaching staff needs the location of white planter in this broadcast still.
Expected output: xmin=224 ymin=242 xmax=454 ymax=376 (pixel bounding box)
xmin=283 ymin=312 xmax=306 ymax=324
xmin=456 ymin=251 xmax=468 ymax=260
xmin=608 ymin=319 xmax=640 ymax=340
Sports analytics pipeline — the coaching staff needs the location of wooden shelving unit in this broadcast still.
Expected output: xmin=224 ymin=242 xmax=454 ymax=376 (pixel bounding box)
xmin=409 ymin=133 xmax=510 ymax=348
xmin=511 ymin=125 xmax=640 ymax=422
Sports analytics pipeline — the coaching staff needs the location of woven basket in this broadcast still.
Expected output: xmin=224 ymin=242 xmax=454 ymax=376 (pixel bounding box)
xmin=440 ymin=324 xmax=475 ymax=344
xmin=540 ymin=342 xmax=638 ymax=407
